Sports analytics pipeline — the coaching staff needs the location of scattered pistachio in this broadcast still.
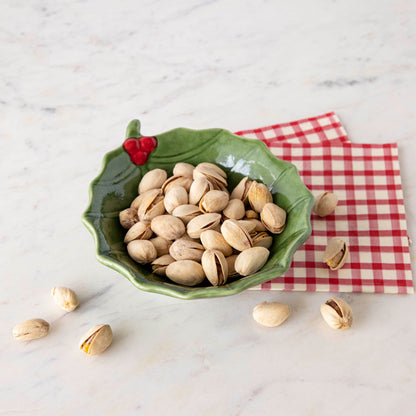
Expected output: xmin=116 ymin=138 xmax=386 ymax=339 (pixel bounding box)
xmin=320 ymin=297 xmax=353 ymax=330
xmin=252 ymin=302 xmax=290 ymax=327
xmin=323 ymin=237 xmax=348 ymax=270
xmin=51 ymin=287 xmax=79 ymax=312
xmin=313 ymin=192 xmax=338 ymax=217
xmin=13 ymin=319 xmax=50 ymax=341
xmin=79 ymin=324 xmax=113 ymax=355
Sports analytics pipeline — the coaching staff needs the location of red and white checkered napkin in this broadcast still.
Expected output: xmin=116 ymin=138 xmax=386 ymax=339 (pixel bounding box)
xmin=235 ymin=112 xmax=413 ymax=294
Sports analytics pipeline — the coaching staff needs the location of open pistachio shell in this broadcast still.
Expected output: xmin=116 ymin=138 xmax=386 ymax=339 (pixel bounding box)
xmin=79 ymin=324 xmax=113 ymax=356
xmin=187 ymin=213 xmax=222 ymax=239
xmin=119 ymin=208 xmax=139 ymax=229
xmin=151 ymin=254 xmax=175 ymax=276
xmin=137 ymin=188 xmax=165 ymax=221
xmin=172 ymin=204 xmax=202 ymax=224
xmin=260 ymin=203 xmax=287 ymax=234
xmin=124 ymin=221 xmax=153 ymax=243
xmin=323 ymin=238 xmax=348 ymax=270
xmin=221 ymin=219 xmax=253 ymax=252
xmin=320 ymin=297 xmax=353 ymax=330
xmin=199 ymin=190 xmax=229 ymax=213
xmin=201 ymin=249 xmax=228 ymax=286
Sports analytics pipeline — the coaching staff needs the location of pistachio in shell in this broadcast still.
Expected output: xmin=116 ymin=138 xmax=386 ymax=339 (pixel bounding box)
xmin=313 ymin=192 xmax=338 ymax=217
xmin=164 ymin=186 xmax=188 ymax=214
xmin=173 ymin=162 xmax=194 ymax=178
xmin=79 ymin=324 xmax=113 ymax=356
xmin=124 ymin=221 xmax=153 ymax=243
xmin=127 ymin=240 xmax=157 ymax=264
xmin=13 ymin=318 xmax=50 ymax=341
xmin=201 ymin=249 xmax=228 ymax=286
xmin=172 ymin=204 xmax=202 ymax=224
xmin=187 ymin=213 xmax=222 ymax=239
xmin=200 ymin=230 xmax=233 ymax=257
xmin=225 ymin=254 xmax=239 ymax=278
xmin=169 ymin=238 xmax=205 ymax=262
xmin=248 ymin=181 xmax=273 ymax=213
xmin=162 ymin=175 xmax=193 ymax=194
xmin=320 ymin=297 xmax=353 ymax=330
xmin=149 ymin=236 xmax=172 ymax=257
xmin=234 ymin=247 xmax=269 ymax=276
xmin=253 ymin=302 xmax=290 ymax=327
xmin=119 ymin=208 xmax=139 ymax=229
xmin=137 ymin=188 xmax=165 ymax=221
xmin=138 ymin=169 xmax=167 ymax=194
xmin=323 ymin=238 xmax=348 ymax=270
xmin=150 ymin=215 xmax=186 ymax=241
xmin=260 ymin=203 xmax=286 ymax=234
xmin=199 ymin=190 xmax=229 ymax=213
xmin=252 ymin=232 xmax=273 ymax=249
xmin=151 ymin=254 xmax=175 ymax=276
xmin=230 ymin=177 xmax=252 ymax=203
xmin=165 ymin=260 xmax=205 ymax=286
xmin=223 ymin=199 xmax=245 ymax=220
xmin=189 ymin=177 xmax=213 ymax=205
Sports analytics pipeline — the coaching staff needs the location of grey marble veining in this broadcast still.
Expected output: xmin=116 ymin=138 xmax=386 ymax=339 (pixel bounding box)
xmin=0 ymin=0 xmax=415 ymax=414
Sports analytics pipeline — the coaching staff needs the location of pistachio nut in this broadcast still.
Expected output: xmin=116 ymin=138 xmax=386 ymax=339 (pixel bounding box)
xmin=234 ymin=247 xmax=269 ymax=276
xmin=221 ymin=219 xmax=253 ymax=252
xmin=313 ymin=191 xmax=338 ymax=217
xmin=127 ymin=240 xmax=157 ymax=264
xmin=323 ymin=238 xmax=348 ymax=270
xmin=223 ymin=199 xmax=245 ymax=220
xmin=252 ymin=302 xmax=290 ymax=327
xmin=119 ymin=208 xmax=139 ymax=229
xmin=151 ymin=254 xmax=175 ymax=276
xmin=164 ymin=186 xmax=188 ymax=214
xmin=237 ymin=220 xmax=257 ymax=234
xmin=51 ymin=287 xmax=79 ymax=312
xmin=225 ymin=254 xmax=239 ymax=277
xmin=199 ymin=190 xmax=229 ymax=213
xmin=137 ymin=188 xmax=165 ymax=221
xmin=162 ymin=175 xmax=193 ymax=194
xmin=124 ymin=221 xmax=153 ymax=243
xmin=247 ymin=219 xmax=267 ymax=232
xmin=201 ymin=249 xmax=228 ymax=286
xmin=149 ymin=236 xmax=172 ymax=257
xmin=130 ymin=194 xmax=144 ymax=211
xmin=79 ymin=324 xmax=113 ymax=355
xmin=260 ymin=203 xmax=286 ymax=234
xmin=187 ymin=213 xmax=222 ymax=239
xmin=151 ymin=214 xmax=186 ymax=241
xmin=188 ymin=177 xmax=213 ymax=205
xmin=245 ymin=209 xmax=258 ymax=219
xmin=248 ymin=181 xmax=273 ymax=213
xmin=13 ymin=318 xmax=50 ymax=341
xmin=169 ymin=238 xmax=205 ymax=262
xmin=194 ymin=162 xmax=227 ymax=179
xmin=138 ymin=169 xmax=167 ymax=194
xmin=252 ymin=232 xmax=273 ymax=249
xmin=193 ymin=164 xmax=228 ymax=190
xmin=200 ymin=230 xmax=233 ymax=256
xmin=165 ymin=260 xmax=205 ymax=286
xmin=320 ymin=297 xmax=353 ymax=330
xmin=173 ymin=162 xmax=195 ymax=178
xmin=172 ymin=204 xmax=202 ymax=224
xmin=230 ymin=177 xmax=252 ymax=203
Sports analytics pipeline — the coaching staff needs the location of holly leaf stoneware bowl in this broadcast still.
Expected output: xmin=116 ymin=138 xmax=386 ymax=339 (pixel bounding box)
xmin=82 ymin=120 xmax=314 ymax=300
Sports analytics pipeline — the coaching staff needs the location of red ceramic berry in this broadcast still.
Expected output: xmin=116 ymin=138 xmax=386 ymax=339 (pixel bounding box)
xmin=138 ymin=136 xmax=157 ymax=153
xmin=130 ymin=150 xmax=148 ymax=165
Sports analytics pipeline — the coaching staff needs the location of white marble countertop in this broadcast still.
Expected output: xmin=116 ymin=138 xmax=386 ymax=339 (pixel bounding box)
xmin=1 ymin=1 xmax=415 ymax=414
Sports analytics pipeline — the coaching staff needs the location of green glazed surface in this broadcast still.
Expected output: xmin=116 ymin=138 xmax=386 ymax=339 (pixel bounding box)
xmin=82 ymin=120 xmax=314 ymax=299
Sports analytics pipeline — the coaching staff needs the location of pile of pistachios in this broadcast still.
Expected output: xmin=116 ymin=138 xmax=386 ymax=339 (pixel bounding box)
xmin=119 ymin=162 xmax=287 ymax=287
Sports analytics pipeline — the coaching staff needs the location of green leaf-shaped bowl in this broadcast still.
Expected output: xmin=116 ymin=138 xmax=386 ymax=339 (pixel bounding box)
xmin=82 ymin=120 xmax=313 ymax=299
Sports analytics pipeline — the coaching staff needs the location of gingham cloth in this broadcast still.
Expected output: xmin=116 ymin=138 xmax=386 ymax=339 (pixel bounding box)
xmin=235 ymin=112 xmax=413 ymax=294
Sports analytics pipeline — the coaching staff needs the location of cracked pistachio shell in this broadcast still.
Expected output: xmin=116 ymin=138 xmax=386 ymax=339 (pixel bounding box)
xmin=162 ymin=175 xmax=193 ymax=194
xmin=230 ymin=177 xmax=252 ymax=203
xmin=225 ymin=254 xmax=239 ymax=277
xmin=200 ymin=230 xmax=233 ymax=256
xmin=79 ymin=324 xmax=113 ymax=356
xmin=313 ymin=192 xmax=338 ymax=217
xmin=187 ymin=213 xmax=222 ymax=239
xmin=173 ymin=162 xmax=195 ymax=178
xmin=223 ymin=199 xmax=245 ymax=220
xmin=149 ymin=236 xmax=172 ymax=257
xmin=253 ymin=302 xmax=290 ymax=327
xmin=164 ymin=186 xmax=188 ymax=214
xmin=119 ymin=208 xmax=139 ymax=229
xmin=51 ymin=287 xmax=79 ymax=312
xmin=165 ymin=260 xmax=205 ymax=286
xmin=235 ymin=247 xmax=269 ymax=276
xmin=194 ymin=162 xmax=227 ymax=179
xmin=260 ymin=203 xmax=287 ymax=234
xmin=127 ymin=240 xmax=157 ymax=264
xmin=189 ymin=177 xmax=213 ymax=205
xmin=151 ymin=254 xmax=175 ymax=276
xmin=138 ymin=169 xmax=167 ymax=194
xmin=137 ymin=188 xmax=165 ymax=221
xmin=199 ymin=190 xmax=229 ymax=213
xmin=245 ymin=209 xmax=258 ymax=219
xmin=124 ymin=221 xmax=153 ymax=243
xmin=201 ymin=249 xmax=228 ymax=286
xmin=252 ymin=232 xmax=273 ymax=249
xmin=323 ymin=238 xmax=348 ymax=270
xmin=320 ymin=297 xmax=353 ymax=330
xmin=248 ymin=182 xmax=273 ymax=213
xmin=13 ymin=318 xmax=50 ymax=341
xmin=221 ymin=219 xmax=253 ymax=252
xmin=169 ymin=238 xmax=205 ymax=262
xmin=193 ymin=165 xmax=228 ymax=190
xmin=172 ymin=204 xmax=202 ymax=224
xmin=151 ymin=215 xmax=186 ymax=240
